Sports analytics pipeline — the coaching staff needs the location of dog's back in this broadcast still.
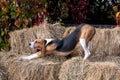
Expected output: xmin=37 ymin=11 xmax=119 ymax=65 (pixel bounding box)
xmin=55 ymin=24 xmax=85 ymax=52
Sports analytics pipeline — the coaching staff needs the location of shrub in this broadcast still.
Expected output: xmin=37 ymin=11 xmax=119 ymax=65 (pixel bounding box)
xmin=0 ymin=0 xmax=48 ymax=50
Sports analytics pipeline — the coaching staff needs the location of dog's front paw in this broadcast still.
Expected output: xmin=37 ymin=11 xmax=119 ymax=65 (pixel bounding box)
xmin=20 ymin=53 xmax=39 ymax=61
xmin=19 ymin=56 xmax=32 ymax=61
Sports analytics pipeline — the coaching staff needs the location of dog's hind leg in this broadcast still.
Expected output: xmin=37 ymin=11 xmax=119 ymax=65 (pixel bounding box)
xmin=88 ymin=41 xmax=90 ymax=49
xmin=79 ymin=29 xmax=91 ymax=60
xmin=79 ymin=38 xmax=91 ymax=60
xmin=79 ymin=24 xmax=95 ymax=60
xmin=20 ymin=53 xmax=39 ymax=60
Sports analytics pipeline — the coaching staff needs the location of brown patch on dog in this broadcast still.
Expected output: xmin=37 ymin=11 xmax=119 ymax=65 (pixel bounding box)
xmin=79 ymin=24 xmax=96 ymax=46
xmin=34 ymin=38 xmax=58 ymax=56
xmin=34 ymin=38 xmax=46 ymax=56
xmin=46 ymin=43 xmax=57 ymax=53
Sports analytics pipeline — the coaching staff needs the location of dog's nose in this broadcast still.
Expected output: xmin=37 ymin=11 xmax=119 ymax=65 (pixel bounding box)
xmin=29 ymin=43 xmax=31 ymax=46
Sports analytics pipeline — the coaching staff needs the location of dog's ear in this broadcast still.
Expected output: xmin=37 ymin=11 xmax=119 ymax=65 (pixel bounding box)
xmin=41 ymin=39 xmax=46 ymax=56
xmin=44 ymin=40 xmax=47 ymax=45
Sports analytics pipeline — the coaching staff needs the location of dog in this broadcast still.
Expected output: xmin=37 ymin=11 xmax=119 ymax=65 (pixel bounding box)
xmin=21 ymin=24 xmax=96 ymax=60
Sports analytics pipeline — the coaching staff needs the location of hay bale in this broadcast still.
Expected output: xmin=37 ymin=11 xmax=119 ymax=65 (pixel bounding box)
xmin=84 ymin=62 xmax=120 ymax=80
xmin=64 ymin=27 xmax=120 ymax=57
xmin=59 ymin=57 xmax=88 ymax=80
xmin=9 ymin=22 xmax=65 ymax=54
xmin=90 ymin=28 xmax=120 ymax=56
xmin=1 ymin=53 xmax=66 ymax=80
xmin=59 ymin=57 xmax=120 ymax=80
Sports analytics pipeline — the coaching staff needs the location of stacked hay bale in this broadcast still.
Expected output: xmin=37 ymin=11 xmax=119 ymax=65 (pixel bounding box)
xmin=2 ymin=55 xmax=120 ymax=80
xmin=90 ymin=28 xmax=120 ymax=56
xmin=59 ymin=57 xmax=120 ymax=80
xmin=4 ymin=24 xmax=120 ymax=80
xmin=9 ymin=22 xmax=65 ymax=54
xmin=1 ymin=54 xmax=66 ymax=80
xmin=2 ymin=22 xmax=66 ymax=80
xmin=9 ymin=23 xmax=120 ymax=57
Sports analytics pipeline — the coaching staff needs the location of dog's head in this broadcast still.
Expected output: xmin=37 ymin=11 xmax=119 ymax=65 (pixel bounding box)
xmin=29 ymin=38 xmax=47 ymax=52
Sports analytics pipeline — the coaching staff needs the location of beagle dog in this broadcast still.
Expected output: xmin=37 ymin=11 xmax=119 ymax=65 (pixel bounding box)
xmin=21 ymin=24 xmax=96 ymax=60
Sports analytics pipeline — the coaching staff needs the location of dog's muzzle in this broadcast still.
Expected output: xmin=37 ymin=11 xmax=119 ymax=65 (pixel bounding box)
xmin=29 ymin=42 xmax=34 ymax=48
xmin=36 ymin=48 xmax=42 ymax=51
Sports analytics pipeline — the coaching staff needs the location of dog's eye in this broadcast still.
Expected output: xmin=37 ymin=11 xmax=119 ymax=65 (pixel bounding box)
xmin=35 ymin=41 xmax=37 ymax=43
